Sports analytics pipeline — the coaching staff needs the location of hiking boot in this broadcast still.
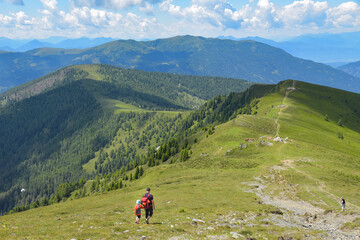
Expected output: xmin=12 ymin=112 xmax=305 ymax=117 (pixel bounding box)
xmin=146 ymin=218 xmax=149 ymax=224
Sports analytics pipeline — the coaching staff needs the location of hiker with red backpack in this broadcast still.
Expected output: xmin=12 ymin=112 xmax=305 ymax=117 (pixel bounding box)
xmin=142 ymin=187 xmax=155 ymax=224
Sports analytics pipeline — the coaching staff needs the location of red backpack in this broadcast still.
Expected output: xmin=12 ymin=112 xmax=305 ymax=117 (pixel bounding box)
xmin=142 ymin=193 xmax=152 ymax=209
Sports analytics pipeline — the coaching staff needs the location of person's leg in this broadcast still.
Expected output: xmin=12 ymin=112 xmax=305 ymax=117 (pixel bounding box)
xmin=145 ymin=209 xmax=150 ymax=224
xmin=146 ymin=208 xmax=153 ymax=224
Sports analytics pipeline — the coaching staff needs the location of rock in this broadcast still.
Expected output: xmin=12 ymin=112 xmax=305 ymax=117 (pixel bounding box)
xmin=230 ymin=232 xmax=242 ymax=239
xmin=278 ymin=237 xmax=294 ymax=240
xmin=192 ymin=218 xmax=206 ymax=224
xmin=124 ymin=230 xmax=129 ymax=233
xmin=206 ymin=234 xmax=229 ymax=239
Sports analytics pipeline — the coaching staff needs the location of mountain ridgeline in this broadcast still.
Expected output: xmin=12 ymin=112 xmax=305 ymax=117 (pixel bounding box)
xmin=1 ymin=64 xmax=252 ymax=109
xmin=0 ymin=35 xmax=359 ymax=93
xmin=0 ymin=64 xmax=253 ymax=214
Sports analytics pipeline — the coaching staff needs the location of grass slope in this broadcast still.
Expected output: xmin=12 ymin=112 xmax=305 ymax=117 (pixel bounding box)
xmin=1 ymin=80 xmax=359 ymax=239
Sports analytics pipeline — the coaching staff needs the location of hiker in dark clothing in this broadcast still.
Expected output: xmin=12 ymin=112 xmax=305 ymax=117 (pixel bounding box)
xmin=142 ymin=187 xmax=155 ymax=224
xmin=341 ymin=197 xmax=346 ymax=211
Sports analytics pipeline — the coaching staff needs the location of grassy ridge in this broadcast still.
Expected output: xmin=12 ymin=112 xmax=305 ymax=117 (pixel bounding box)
xmin=1 ymin=64 xmax=252 ymax=110
xmin=1 ymin=80 xmax=359 ymax=239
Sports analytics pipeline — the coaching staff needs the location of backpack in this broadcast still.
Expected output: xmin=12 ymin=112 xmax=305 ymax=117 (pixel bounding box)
xmin=142 ymin=193 xmax=152 ymax=209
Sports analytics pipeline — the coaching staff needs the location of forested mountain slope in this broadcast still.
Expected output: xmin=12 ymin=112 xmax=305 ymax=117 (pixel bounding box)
xmin=0 ymin=64 xmax=251 ymax=214
xmin=1 ymin=80 xmax=359 ymax=239
xmin=1 ymin=64 xmax=252 ymax=109
xmin=0 ymin=35 xmax=359 ymax=93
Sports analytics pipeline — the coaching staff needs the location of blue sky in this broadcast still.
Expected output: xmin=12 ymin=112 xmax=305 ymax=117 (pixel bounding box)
xmin=1 ymin=0 xmax=360 ymax=40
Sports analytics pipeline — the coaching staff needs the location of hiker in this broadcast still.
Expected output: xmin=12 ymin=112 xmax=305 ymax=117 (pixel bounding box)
xmin=142 ymin=187 xmax=155 ymax=224
xmin=341 ymin=197 xmax=346 ymax=211
xmin=134 ymin=199 xmax=143 ymax=224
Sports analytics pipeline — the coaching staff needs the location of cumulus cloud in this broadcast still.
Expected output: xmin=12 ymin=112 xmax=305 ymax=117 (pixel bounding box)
xmin=161 ymin=0 xmax=360 ymax=32
xmin=40 ymin=0 xmax=58 ymax=10
xmin=59 ymin=7 xmax=123 ymax=28
xmin=0 ymin=11 xmax=35 ymax=29
xmin=2 ymin=0 xmax=360 ymax=39
xmin=275 ymin=0 xmax=328 ymax=27
xmin=327 ymin=2 xmax=360 ymax=27
xmin=139 ymin=2 xmax=155 ymax=15
xmin=0 ymin=0 xmax=24 ymax=5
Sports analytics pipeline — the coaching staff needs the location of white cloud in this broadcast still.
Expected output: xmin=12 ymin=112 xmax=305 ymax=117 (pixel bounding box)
xmin=40 ymin=0 xmax=58 ymax=10
xmin=2 ymin=0 xmax=360 ymax=39
xmin=276 ymin=0 xmax=328 ymax=27
xmin=327 ymin=2 xmax=360 ymax=27
xmin=0 ymin=11 xmax=35 ymax=27
xmin=139 ymin=2 xmax=154 ymax=14
xmin=160 ymin=0 xmax=360 ymax=34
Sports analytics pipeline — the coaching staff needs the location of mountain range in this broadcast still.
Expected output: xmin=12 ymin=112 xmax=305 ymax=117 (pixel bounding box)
xmin=221 ymin=31 xmax=360 ymax=65
xmin=0 ymin=37 xmax=116 ymax=52
xmin=0 ymin=35 xmax=359 ymax=93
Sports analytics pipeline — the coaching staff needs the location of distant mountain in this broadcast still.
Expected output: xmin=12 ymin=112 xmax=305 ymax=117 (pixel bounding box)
xmin=0 ymin=37 xmax=28 ymax=49
xmin=338 ymin=61 xmax=360 ymax=79
xmin=221 ymin=31 xmax=360 ymax=63
xmin=16 ymin=40 xmax=54 ymax=52
xmin=0 ymin=46 xmax=14 ymax=52
xmin=0 ymin=35 xmax=359 ymax=93
xmin=281 ymin=32 xmax=360 ymax=63
xmin=0 ymin=37 xmax=117 ymax=52
xmin=56 ymin=37 xmax=116 ymax=49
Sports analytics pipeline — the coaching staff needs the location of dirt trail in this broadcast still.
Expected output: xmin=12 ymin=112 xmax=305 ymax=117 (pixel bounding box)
xmin=244 ymin=160 xmax=360 ymax=239
xmin=275 ymin=80 xmax=296 ymax=136
xmin=282 ymin=160 xmax=360 ymax=211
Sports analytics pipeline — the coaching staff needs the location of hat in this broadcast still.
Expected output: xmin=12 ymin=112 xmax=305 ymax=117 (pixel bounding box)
xmin=146 ymin=187 xmax=151 ymax=191
xmin=136 ymin=199 xmax=141 ymax=205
